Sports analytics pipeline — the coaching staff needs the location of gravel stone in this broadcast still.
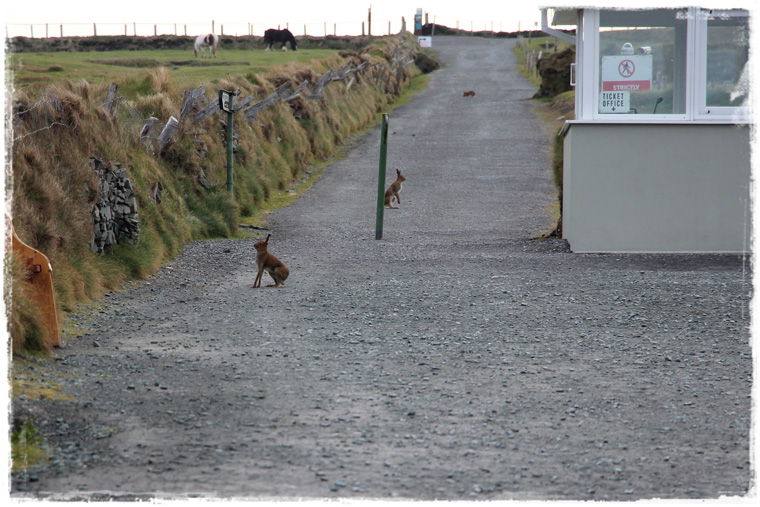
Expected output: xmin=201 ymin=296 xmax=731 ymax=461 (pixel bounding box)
xmin=10 ymin=36 xmax=752 ymax=502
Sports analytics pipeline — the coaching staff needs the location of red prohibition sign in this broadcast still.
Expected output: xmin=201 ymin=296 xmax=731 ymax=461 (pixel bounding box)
xmin=618 ymin=59 xmax=635 ymax=78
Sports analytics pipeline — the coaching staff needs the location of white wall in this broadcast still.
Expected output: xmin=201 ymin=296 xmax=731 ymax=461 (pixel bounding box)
xmin=563 ymin=123 xmax=752 ymax=253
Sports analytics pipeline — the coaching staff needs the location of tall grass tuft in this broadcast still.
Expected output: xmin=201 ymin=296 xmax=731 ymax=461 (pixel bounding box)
xmin=147 ymin=66 xmax=172 ymax=94
xmin=135 ymin=93 xmax=177 ymax=123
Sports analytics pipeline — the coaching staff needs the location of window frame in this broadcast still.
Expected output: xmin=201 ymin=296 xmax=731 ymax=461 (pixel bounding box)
xmin=693 ymin=8 xmax=751 ymax=121
xmin=592 ymin=8 xmax=691 ymax=122
xmin=575 ymin=7 xmax=751 ymax=124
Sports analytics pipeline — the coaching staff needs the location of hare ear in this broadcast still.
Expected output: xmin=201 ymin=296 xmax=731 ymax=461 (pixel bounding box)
xmin=396 ymin=169 xmax=401 ymax=176
xmin=265 ymin=234 xmax=271 ymax=243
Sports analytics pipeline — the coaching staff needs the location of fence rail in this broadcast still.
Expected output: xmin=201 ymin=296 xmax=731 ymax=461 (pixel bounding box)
xmin=5 ymin=16 xmax=532 ymax=39
xmin=5 ymin=19 xmax=409 ymax=39
xmin=428 ymin=15 xmax=532 ymax=35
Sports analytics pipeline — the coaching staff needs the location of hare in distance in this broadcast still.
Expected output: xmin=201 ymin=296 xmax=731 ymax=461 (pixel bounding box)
xmin=384 ymin=169 xmax=406 ymax=209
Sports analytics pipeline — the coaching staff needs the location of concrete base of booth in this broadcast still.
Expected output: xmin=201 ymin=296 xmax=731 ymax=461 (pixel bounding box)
xmin=562 ymin=122 xmax=751 ymax=253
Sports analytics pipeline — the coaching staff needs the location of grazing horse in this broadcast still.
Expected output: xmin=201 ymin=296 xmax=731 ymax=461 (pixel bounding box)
xmin=264 ymin=28 xmax=297 ymax=51
xmin=194 ymin=33 xmax=219 ymax=58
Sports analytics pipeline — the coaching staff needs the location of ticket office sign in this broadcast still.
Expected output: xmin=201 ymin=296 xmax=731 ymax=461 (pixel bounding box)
xmin=599 ymin=91 xmax=631 ymax=113
xmin=601 ymin=55 xmax=652 ymax=92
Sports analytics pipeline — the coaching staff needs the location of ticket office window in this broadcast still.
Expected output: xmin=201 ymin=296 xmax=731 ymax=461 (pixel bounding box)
xmin=597 ymin=9 xmax=688 ymax=117
xmin=698 ymin=9 xmax=750 ymax=117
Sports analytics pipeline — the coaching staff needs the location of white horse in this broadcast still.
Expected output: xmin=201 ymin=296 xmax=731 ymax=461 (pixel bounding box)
xmin=194 ymin=33 xmax=219 ymax=58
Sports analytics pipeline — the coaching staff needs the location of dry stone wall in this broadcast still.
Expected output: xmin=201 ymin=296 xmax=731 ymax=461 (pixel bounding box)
xmin=86 ymin=36 xmax=421 ymax=254
xmin=90 ymin=157 xmax=140 ymax=254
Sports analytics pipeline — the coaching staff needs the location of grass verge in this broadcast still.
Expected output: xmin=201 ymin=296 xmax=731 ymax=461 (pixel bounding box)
xmin=8 ymin=33 xmax=434 ymax=354
xmin=11 ymin=419 xmax=49 ymax=473
xmin=513 ymin=37 xmax=575 ymax=237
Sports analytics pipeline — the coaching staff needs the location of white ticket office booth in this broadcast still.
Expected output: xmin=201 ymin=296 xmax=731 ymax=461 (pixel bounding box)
xmin=542 ymin=8 xmax=752 ymax=253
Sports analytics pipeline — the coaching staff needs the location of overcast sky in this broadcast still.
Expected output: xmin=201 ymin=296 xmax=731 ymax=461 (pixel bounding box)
xmin=4 ymin=0 xmax=758 ymax=37
xmin=2 ymin=1 xmax=544 ymax=37
xmin=4 ymin=1 xmax=544 ymax=30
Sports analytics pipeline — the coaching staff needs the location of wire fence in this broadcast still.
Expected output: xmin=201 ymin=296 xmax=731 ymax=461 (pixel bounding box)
xmin=6 ymin=19 xmax=408 ymax=39
xmin=5 ymin=16 xmax=535 ymax=39
xmin=428 ymin=15 xmax=536 ymax=34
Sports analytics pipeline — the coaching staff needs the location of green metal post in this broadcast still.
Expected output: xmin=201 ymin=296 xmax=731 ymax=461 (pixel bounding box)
xmin=226 ymin=96 xmax=234 ymax=195
xmin=375 ymin=113 xmax=389 ymax=240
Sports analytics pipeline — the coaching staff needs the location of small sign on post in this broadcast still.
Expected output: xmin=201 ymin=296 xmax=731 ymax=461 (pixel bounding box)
xmin=219 ymin=90 xmax=235 ymax=113
xmin=218 ymin=90 xmax=237 ymax=194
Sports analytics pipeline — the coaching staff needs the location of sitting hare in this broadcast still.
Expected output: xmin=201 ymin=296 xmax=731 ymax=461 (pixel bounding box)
xmin=253 ymin=234 xmax=290 ymax=288
xmin=384 ymin=169 xmax=406 ymax=209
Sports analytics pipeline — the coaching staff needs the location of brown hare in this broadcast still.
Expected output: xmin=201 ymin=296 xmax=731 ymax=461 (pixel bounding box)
xmin=253 ymin=234 xmax=290 ymax=288
xmin=384 ymin=169 xmax=406 ymax=209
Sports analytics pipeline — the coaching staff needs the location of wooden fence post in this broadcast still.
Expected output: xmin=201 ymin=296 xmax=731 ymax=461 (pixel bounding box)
xmin=103 ymin=83 xmax=120 ymax=116
xmin=157 ymin=117 xmax=179 ymax=152
xmin=179 ymin=87 xmax=206 ymax=119
xmin=140 ymin=117 xmax=159 ymax=140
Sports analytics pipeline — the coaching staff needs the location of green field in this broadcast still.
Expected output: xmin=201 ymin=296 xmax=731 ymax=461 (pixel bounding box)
xmin=8 ymin=48 xmax=340 ymax=94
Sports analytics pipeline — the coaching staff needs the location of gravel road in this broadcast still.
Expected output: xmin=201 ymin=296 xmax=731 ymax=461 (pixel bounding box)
xmin=11 ymin=36 xmax=753 ymax=501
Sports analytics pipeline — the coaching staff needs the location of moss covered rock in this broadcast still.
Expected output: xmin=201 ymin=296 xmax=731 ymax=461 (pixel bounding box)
xmin=533 ymin=47 xmax=575 ymax=99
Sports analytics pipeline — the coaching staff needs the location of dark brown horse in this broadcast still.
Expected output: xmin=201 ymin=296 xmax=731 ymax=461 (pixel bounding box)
xmin=264 ymin=28 xmax=297 ymax=51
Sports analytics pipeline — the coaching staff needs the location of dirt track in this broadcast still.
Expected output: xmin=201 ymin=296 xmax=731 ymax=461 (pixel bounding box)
xmin=10 ymin=36 xmax=753 ymax=501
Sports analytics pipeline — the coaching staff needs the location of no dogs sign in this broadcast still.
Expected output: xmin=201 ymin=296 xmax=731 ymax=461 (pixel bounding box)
xmin=602 ymin=55 xmax=652 ymax=92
